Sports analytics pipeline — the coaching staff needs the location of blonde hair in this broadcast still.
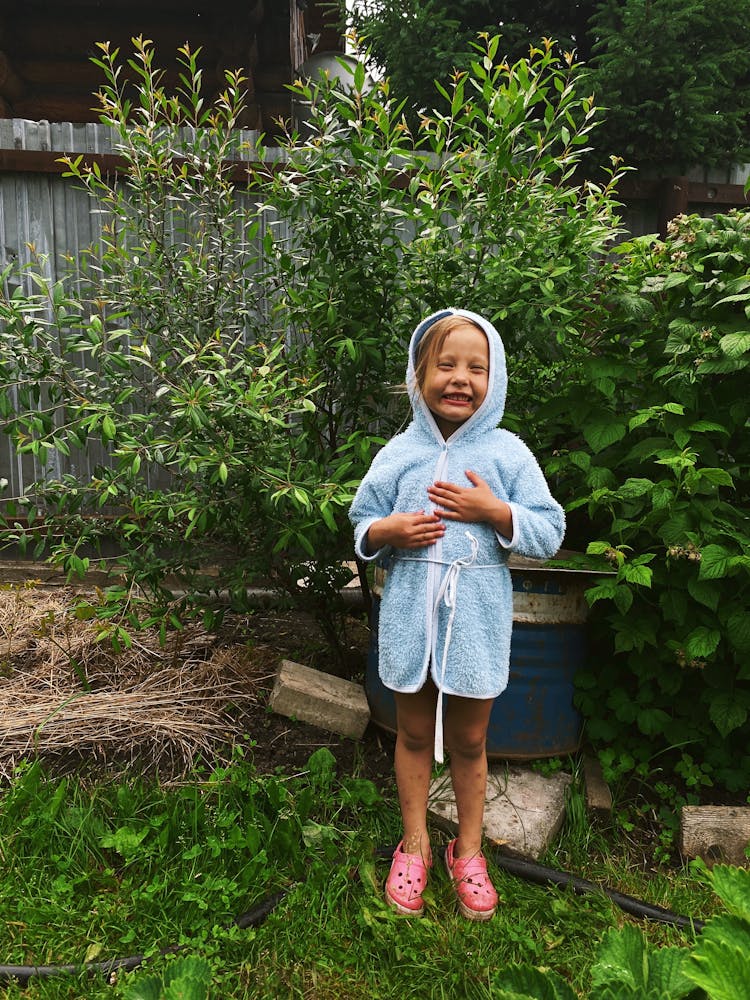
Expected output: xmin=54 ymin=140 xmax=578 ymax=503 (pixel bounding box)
xmin=413 ymin=315 xmax=486 ymax=389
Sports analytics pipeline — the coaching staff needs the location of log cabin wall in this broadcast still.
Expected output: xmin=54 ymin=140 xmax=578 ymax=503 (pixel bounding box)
xmin=0 ymin=0 xmax=342 ymax=135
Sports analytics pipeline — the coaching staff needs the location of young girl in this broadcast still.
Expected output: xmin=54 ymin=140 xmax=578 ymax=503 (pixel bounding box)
xmin=349 ymin=308 xmax=565 ymax=921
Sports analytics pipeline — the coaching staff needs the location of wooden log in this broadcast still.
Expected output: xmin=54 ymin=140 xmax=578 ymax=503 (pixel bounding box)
xmin=214 ymin=0 xmax=265 ymax=34
xmin=11 ymin=94 xmax=107 ymax=124
xmin=216 ymin=36 xmax=260 ymax=79
xmin=10 ymin=19 xmax=224 ymax=60
xmin=0 ymin=50 xmax=25 ymax=102
xmin=15 ymin=57 xmax=124 ymax=89
xmin=583 ymin=755 xmax=612 ymax=815
xmin=254 ymin=65 xmax=292 ymax=92
xmin=248 ymin=0 xmax=265 ymax=30
xmin=681 ymin=805 xmax=750 ymax=867
xmin=18 ymin=57 xmax=252 ymax=103
xmin=235 ymin=102 xmax=262 ymax=131
xmin=59 ymin=0 xmax=223 ymax=9
xmin=12 ymin=80 xmax=253 ymax=125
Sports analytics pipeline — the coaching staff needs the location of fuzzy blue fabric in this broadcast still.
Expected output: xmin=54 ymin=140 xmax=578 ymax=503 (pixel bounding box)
xmin=349 ymin=308 xmax=565 ymax=710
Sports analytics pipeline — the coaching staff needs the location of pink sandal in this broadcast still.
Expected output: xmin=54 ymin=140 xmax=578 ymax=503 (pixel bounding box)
xmin=444 ymin=839 xmax=498 ymax=920
xmin=385 ymin=841 xmax=432 ymax=916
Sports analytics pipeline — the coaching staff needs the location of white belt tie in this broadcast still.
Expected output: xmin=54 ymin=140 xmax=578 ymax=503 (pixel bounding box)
xmin=432 ymin=531 xmax=479 ymax=763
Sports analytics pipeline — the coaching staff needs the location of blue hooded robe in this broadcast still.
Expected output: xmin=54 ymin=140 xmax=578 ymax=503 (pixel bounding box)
xmin=349 ymin=308 xmax=565 ymax=759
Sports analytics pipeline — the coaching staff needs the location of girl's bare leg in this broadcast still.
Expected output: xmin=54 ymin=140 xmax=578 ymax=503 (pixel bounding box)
xmin=444 ymin=696 xmax=494 ymax=858
xmin=393 ymin=681 xmax=438 ymax=859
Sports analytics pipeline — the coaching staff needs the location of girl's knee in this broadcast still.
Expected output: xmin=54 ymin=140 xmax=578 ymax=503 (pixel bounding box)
xmin=397 ymin=720 xmax=434 ymax=754
xmin=444 ymin=723 xmax=489 ymax=760
xmin=394 ymin=686 xmax=437 ymax=753
xmin=444 ymin=697 xmax=493 ymax=759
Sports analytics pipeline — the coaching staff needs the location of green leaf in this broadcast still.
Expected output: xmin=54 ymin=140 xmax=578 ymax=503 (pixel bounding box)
xmin=697 ymin=467 xmax=734 ymax=488
xmin=591 ymin=925 xmax=646 ymax=990
xmin=493 ymin=966 xmax=577 ymax=1000
xmin=587 ymin=540 xmax=614 ymax=556
xmin=673 ymin=428 xmax=690 ymax=449
xmin=726 ymin=610 xmax=750 ymax=653
xmin=99 ymin=825 xmax=149 ymax=858
xmin=163 ymin=977 xmax=209 ymax=1000
xmin=688 ymin=420 xmax=729 ymax=434
xmin=643 ymin=945 xmax=694 ymax=997
xmin=699 ymin=545 xmax=735 ymax=580
xmin=163 ymin=957 xmax=213 ymax=993
xmin=583 ymin=420 xmax=627 ymax=453
xmin=685 ymin=626 xmax=721 ymax=659
xmin=709 ymin=694 xmax=748 ymax=737
xmin=662 ymin=271 xmax=690 ymax=290
xmin=122 ymin=975 xmax=162 ymax=1000
xmin=319 ymin=501 xmax=336 ymax=532
xmin=354 ymin=60 xmax=365 ymax=92
xmin=569 ymin=450 xmax=591 ymax=470
xmin=650 ymin=482 xmax=674 ymax=509
xmin=585 ymin=579 xmax=619 ymax=606
xmin=685 ymin=915 xmax=750 ymax=999
xmin=711 ymin=866 xmax=750 ymax=921
xmin=102 ymin=414 xmax=117 ymax=441
xmin=637 ymin=707 xmax=671 ymax=736
xmin=623 ymin=564 xmax=652 ymax=588
xmin=719 ymin=331 xmax=750 ymax=358
xmin=616 ymin=478 xmax=654 ymax=499
xmin=686 ymin=577 xmax=719 ymax=611
xmin=628 ymin=410 xmax=654 ymax=430
xmin=660 ymin=515 xmax=692 ymax=545
xmin=613 ymin=584 xmax=633 ymax=614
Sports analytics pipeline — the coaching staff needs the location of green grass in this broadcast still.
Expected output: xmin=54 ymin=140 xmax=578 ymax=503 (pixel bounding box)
xmin=0 ymin=749 xmax=719 ymax=999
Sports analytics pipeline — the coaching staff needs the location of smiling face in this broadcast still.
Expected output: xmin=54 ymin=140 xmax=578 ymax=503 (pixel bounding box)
xmin=420 ymin=322 xmax=489 ymax=438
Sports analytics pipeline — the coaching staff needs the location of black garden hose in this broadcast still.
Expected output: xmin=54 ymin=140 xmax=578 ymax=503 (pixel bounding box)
xmin=0 ymin=847 xmax=705 ymax=985
xmin=0 ymin=891 xmax=289 ymax=985
xmin=483 ymin=846 xmax=705 ymax=933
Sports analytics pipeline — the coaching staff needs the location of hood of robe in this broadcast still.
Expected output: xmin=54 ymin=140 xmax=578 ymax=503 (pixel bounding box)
xmin=406 ymin=308 xmax=507 ymax=445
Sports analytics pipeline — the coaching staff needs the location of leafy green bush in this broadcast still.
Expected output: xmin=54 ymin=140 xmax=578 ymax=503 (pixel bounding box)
xmin=543 ymin=210 xmax=750 ymax=798
xmin=0 ymin=36 xmax=622 ymax=656
xmin=0 ymin=40 xmax=325 ymax=635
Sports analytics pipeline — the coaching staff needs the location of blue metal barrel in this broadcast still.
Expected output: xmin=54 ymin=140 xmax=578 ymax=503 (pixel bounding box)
xmin=365 ymin=556 xmax=594 ymax=760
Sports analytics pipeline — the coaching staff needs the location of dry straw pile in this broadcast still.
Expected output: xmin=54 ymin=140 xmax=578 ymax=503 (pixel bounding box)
xmin=0 ymin=585 xmax=260 ymax=778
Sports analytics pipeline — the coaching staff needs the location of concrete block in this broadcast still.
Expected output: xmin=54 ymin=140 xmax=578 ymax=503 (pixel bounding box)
xmin=428 ymin=764 xmax=572 ymax=859
xmin=681 ymin=806 xmax=750 ymax=867
xmin=269 ymin=659 xmax=370 ymax=740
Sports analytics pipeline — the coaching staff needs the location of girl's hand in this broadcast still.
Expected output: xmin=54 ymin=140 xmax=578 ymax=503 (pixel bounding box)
xmin=427 ymin=471 xmax=513 ymax=536
xmin=366 ymin=510 xmax=445 ymax=552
